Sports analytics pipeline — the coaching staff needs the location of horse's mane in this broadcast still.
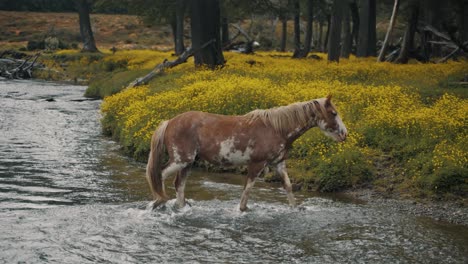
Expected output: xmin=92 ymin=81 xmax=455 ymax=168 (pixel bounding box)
xmin=244 ymin=99 xmax=326 ymax=135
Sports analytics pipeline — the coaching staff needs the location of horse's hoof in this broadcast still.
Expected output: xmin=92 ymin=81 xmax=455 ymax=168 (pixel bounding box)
xmin=297 ymin=205 xmax=306 ymax=211
xmin=185 ymin=200 xmax=192 ymax=207
xmin=151 ymin=199 xmax=167 ymax=210
xmin=239 ymin=206 xmax=249 ymax=212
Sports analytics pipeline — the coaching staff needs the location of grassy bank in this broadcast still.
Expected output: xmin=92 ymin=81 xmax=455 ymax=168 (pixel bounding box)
xmin=87 ymin=50 xmax=467 ymax=200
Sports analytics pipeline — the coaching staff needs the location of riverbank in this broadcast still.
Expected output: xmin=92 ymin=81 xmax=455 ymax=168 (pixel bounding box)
xmin=94 ymin=50 xmax=467 ymax=202
xmin=344 ymin=188 xmax=468 ymax=226
xmin=5 ymin=48 xmax=467 ymax=208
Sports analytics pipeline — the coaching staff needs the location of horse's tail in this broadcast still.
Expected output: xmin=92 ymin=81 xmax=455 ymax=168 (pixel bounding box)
xmin=146 ymin=120 xmax=169 ymax=201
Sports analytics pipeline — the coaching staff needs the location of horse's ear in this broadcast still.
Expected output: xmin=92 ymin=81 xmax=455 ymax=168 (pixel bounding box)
xmin=325 ymin=94 xmax=332 ymax=106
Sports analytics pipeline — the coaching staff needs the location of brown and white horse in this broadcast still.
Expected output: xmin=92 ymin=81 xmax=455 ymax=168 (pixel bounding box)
xmin=146 ymin=95 xmax=347 ymax=211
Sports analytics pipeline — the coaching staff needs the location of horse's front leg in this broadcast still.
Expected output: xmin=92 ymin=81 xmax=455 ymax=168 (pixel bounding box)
xmin=239 ymin=162 xmax=266 ymax=211
xmin=276 ymin=161 xmax=296 ymax=207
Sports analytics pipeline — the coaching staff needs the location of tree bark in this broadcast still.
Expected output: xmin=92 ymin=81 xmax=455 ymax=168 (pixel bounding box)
xmin=328 ymin=0 xmax=344 ymax=62
xmin=302 ymin=0 xmax=314 ymax=56
xmin=341 ymin=4 xmax=352 ymax=58
xmin=75 ymin=0 xmax=98 ymax=52
xmin=349 ymin=0 xmax=359 ymax=50
xmin=323 ymin=14 xmax=331 ymax=52
xmin=174 ymin=0 xmax=186 ymax=55
xmin=458 ymin=0 xmax=468 ymax=44
xmin=221 ymin=17 xmax=229 ymax=46
xmin=294 ymin=0 xmax=314 ymax=58
xmin=318 ymin=19 xmax=324 ymax=52
xmin=395 ymin=0 xmax=419 ymax=64
xmin=292 ymin=0 xmax=302 ymax=57
xmin=377 ymin=0 xmax=400 ymax=62
xmin=190 ymin=0 xmax=224 ymax=68
xmin=280 ymin=16 xmax=287 ymax=52
xmin=356 ymin=0 xmax=376 ymax=57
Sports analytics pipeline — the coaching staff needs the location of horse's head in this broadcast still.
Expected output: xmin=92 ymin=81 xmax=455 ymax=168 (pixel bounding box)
xmin=315 ymin=95 xmax=348 ymax=142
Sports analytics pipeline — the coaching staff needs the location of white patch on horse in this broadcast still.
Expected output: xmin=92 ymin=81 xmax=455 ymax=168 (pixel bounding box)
xmin=218 ymin=137 xmax=254 ymax=165
xmin=272 ymin=143 xmax=286 ymax=163
xmin=317 ymin=120 xmax=327 ymax=131
xmin=287 ymin=127 xmax=302 ymax=139
xmin=172 ymin=146 xmax=181 ymax=163
xmin=162 ymin=162 xmax=187 ymax=180
xmin=161 ymin=145 xmax=187 ymax=180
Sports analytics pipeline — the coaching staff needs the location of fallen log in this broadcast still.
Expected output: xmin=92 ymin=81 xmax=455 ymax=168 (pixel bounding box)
xmin=127 ymin=39 xmax=215 ymax=88
xmin=0 ymin=52 xmax=41 ymax=79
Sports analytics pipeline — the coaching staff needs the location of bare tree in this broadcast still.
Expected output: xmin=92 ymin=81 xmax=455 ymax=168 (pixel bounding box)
xmin=377 ymin=0 xmax=400 ymax=62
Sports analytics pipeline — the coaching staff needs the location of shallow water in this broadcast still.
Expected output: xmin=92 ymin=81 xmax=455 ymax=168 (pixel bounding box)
xmin=1 ymin=80 xmax=467 ymax=263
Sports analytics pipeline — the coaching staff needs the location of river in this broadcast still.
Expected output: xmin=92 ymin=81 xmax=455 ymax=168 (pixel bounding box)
xmin=0 ymin=79 xmax=467 ymax=263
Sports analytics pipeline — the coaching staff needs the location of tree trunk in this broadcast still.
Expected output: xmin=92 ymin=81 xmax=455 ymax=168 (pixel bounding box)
xmin=395 ymin=0 xmax=419 ymax=64
xmin=294 ymin=0 xmax=313 ymax=58
xmin=458 ymin=0 xmax=468 ymax=44
xmin=280 ymin=16 xmax=287 ymax=52
xmin=75 ymin=0 xmax=98 ymax=52
xmin=221 ymin=17 xmax=229 ymax=46
xmin=356 ymin=0 xmax=376 ymax=57
xmin=328 ymin=0 xmax=344 ymax=62
xmin=377 ymin=0 xmax=400 ymax=62
xmin=302 ymin=0 xmax=314 ymax=56
xmin=318 ymin=19 xmax=324 ymax=52
xmin=292 ymin=0 xmax=301 ymax=57
xmin=349 ymin=0 xmax=359 ymax=50
xmin=341 ymin=4 xmax=352 ymax=58
xmin=174 ymin=0 xmax=186 ymax=55
xmin=323 ymin=14 xmax=331 ymax=52
xmin=190 ymin=0 xmax=224 ymax=68
xmin=420 ymin=0 xmax=438 ymax=61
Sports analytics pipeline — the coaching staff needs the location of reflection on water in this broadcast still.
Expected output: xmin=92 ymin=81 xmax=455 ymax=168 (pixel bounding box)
xmin=1 ymin=80 xmax=467 ymax=263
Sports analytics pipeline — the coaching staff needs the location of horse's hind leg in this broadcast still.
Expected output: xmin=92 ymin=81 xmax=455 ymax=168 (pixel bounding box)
xmin=276 ymin=161 xmax=296 ymax=207
xmin=174 ymin=167 xmax=190 ymax=208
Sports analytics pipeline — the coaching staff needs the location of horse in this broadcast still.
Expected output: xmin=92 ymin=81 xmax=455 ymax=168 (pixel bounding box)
xmin=146 ymin=95 xmax=348 ymax=211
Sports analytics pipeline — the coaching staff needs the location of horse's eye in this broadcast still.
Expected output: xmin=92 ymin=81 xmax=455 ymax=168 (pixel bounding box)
xmin=331 ymin=111 xmax=337 ymax=116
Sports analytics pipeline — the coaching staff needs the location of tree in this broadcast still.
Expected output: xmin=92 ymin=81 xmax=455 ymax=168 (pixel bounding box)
xmin=341 ymin=2 xmax=352 ymax=58
xmin=457 ymin=0 xmax=468 ymax=45
xmin=356 ymin=0 xmax=376 ymax=57
xmin=395 ymin=0 xmax=419 ymax=63
xmin=75 ymin=0 xmax=99 ymax=52
xmin=293 ymin=0 xmax=314 ymax=58
xmin=349 ymin=0 xmax=359 ymax=51
xmin=292 ymin=0 xmax=302 ymax=57
xmin=126 ymin=0 xmax=186 ymax=55
xmin=190 ymin=0 xmax=225 ymax=68
xmin=377 ymin=0 xmax=400 ymax=62
xmin=328 ymin=0 xmax=345 ymax=62
xmin=173 ymin=0 xmax=186 ymax=55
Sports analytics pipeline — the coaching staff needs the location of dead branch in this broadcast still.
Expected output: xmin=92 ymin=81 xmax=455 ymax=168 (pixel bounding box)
xmin=0 ymin=52 xmax=41 ymax=79
xmin=437 ymin=47 xmax=461 ymax=63
xmin=127 ymin=39 xmax=215 ymax=88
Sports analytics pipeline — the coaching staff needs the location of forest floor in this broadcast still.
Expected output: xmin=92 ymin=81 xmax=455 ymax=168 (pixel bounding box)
xmin=0 ymin=10 xmax=175 ymax=51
